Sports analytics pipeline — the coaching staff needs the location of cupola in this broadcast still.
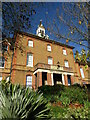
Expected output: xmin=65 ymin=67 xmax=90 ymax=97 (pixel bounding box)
xmin=36 ymin=20 xmax=45 ymax=37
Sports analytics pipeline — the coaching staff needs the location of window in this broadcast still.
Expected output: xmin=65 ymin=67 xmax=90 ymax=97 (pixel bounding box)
xmin=47 ymin=45 xmax=51 ymax=52
xmin=63 ymin=48 xmax=67 ymax=55
xmin=64 ymin=60 xmax=69 ymax=67
xmin=67 ymin=75 xmax=71 ymax=86
xmin=40 ymin=30 xmax=44 ymax=36
xmin=26 ymin=76 xmax=32 ymax=88
xmin=80 ymin=68 xmax=85 ymax=78
xmin=0 ymin=57 xmax=5 ymax=68
xmin=28 ymin=40 xmax=33 ymax=47
xmin=27 ymin=53 xmax=33 ymax=67
xmin=2 ymin=44 xmax=8 ymax=51
xmin=48 ymin=57 xmax=53 ymax=65
xmin=0 ymin=76 xmax=2 ymax=82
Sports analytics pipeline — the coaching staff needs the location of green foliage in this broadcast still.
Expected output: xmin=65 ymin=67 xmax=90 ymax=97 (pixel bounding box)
xmin=60 ymin=85 xmax=88 ymax=106
xmin=38 ymin=84 xmax=88 ymax=105
xmin=38 ymin=85 xmax=64 ymax=102
xmin=0 ymin=81 xmax=50 ymax=119
xmin=75 ymin=49 xmax=90 ymax=65
xmin=48 ymin=101 xmax=90 ymax=119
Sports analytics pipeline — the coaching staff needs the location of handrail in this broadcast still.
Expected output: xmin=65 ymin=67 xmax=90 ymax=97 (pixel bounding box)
xmin=34 ymin=63 xmax=73 ymax=72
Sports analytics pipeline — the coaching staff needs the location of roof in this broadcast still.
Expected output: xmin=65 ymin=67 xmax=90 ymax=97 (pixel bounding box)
xmin=15 ymin=31 xmax=75 ymax=49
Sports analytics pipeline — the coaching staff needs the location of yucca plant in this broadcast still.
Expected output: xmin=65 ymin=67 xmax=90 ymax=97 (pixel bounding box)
xmin=0 ymin=81 xmax=50 ymax=119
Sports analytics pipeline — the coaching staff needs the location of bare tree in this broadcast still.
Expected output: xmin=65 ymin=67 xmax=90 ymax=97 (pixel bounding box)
xmin=47 ymin=2 xmax=90 ymax=49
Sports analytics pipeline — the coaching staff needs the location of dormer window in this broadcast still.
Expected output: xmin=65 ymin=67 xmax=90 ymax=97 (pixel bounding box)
xmin=63 ymin=48 xmax=67 ymax=55
xmin=28 ymin=40 xmax=33 ymax=47
xmin=47 ymin=44 xmax=51 ymax=52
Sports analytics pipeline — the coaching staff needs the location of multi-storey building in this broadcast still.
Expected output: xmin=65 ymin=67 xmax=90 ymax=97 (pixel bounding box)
xmin=0 ymin=21 xmax=90 ymax=88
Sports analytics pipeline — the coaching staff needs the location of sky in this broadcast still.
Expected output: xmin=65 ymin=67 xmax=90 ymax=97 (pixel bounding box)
xmin=26 ymin=2 xmax=89 ymax=56
xmin=2 ymin=2 xmax=89 ymax=56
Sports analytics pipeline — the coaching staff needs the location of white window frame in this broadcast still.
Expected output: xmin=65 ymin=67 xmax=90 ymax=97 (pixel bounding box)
xmin=48 ymin=57 xmax=53 ymax=65
xmin=0 ymin=76 xmax=2 ymax=82
xmin=26 ymin=76 xmax=32 ymax=88
xmin=63 ymin=48 xmax=67 ymax=55
xmin=28 ymin=40 xmax=33 ymax=47
xmin=47 ymin=45 xmax=51 ymax=52
xmin=64 ymin=60 xmax=69 ymax=67
xmin=80 ymin=68 xmax=85 ymax=78
xmin=27 ymin=53 xmax=33 ymax=67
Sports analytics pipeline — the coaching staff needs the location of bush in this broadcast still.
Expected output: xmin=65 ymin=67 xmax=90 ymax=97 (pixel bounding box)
xmin=38 ymin=85 xmax=64 ymax=103
xmin=38 ymin=84 xmax=88 ymax=105
xmin=0 ymin=81 xmax=50 ymax=119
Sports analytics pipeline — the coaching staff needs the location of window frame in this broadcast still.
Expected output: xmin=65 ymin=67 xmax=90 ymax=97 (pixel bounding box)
xmin=0 ymin=57 xmax=5 ymax=68
xmin=80 ymin=67 xmax=85 ymax=79
xmin=64 ymin=60 xmax=69 ymax=67
xmin=47 ymin=44 xmax=51 ymax=52
xmin=26 ymin=75 xmax=32 ymax=88
xmin=0 ymin=76 xmax=2 ymax=82
xmin=63 ymin=48 xmax=67 ymax=55
xmin=28 ymin=40 xmax=33 ymax=47
xmin=48 ymin=57 xmax=53 ymax=65
xmin=26 ymin=53 xmax=33 ymax=67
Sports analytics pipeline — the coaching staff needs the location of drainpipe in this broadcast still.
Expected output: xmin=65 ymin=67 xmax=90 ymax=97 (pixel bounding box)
xmin=9 ymin=32 xmax=17 ymax=82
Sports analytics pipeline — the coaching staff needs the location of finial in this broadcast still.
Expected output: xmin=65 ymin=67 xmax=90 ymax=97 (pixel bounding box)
xmin=40 ymin=19 xmax=42 ymax=26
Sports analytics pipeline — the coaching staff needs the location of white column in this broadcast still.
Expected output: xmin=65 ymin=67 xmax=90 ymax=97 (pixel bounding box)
xmin=51 ymin=73 xmax=54 ymax=86
xmin=62 ymin=74 xmax=65 ymax=85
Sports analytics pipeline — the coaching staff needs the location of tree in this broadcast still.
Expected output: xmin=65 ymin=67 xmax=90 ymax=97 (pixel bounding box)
xmin=1 ymin=2 xmax=41 ymax=81
xmin=75 ymin=49 xmax=90 ymax=65
xmin=46 ymin=2 xmax=90 ymax=49
xmin=2 ymin=2 xmax=36 ymax=38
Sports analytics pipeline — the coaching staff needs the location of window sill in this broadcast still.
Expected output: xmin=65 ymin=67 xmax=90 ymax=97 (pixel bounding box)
xmin=26 ymin=65 xmax=33 ymax=67
xmin=0 ymin=67 xmax=4 ymax=69
xmin=63 ymin=54 xmax=67 ymax=56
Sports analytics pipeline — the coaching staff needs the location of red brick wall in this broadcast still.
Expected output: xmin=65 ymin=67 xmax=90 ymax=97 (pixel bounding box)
xmin=37 ymin=72 xmax=42 ymax=87
xmin=47 ymin=73 xmax=52 ymax=85
xmin=64 ymin=75 xmax=68 ymax=86
xmin=71 ymin=75 xmax=74 ymax=85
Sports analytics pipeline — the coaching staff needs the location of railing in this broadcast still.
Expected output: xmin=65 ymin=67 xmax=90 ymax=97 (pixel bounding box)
xmin=34 ymin=63 xmax=73 ymax=72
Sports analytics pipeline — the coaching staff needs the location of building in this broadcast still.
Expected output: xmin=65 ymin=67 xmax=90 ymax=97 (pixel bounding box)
xmin=0 ymin=21 xmax=90 ymax=88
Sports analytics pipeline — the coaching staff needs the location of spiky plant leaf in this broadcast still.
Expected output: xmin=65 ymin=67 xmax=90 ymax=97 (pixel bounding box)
xmin=0 ymin=81 xmax=50 ymax=119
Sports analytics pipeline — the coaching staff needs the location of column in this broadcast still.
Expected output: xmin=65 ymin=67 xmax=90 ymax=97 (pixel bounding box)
xmin=32 ymin=74 xmax=36 ymax=89
xmin=47 ymin=73 xmax=52 ymax=85
xmin=70 ymin=75 xmax=74 ymax=85
xmin=64 ymin=75 xmax=68 ymax=86
xmin=62 ymin=74 xmax=65 ymax=85
xmin=51 ymin=73 xmax=54 ymax=86
xmin=37 ymin=72 xmax=42 ymax=87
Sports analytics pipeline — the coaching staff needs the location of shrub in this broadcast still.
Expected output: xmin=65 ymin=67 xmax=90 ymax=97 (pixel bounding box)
xmin=38 ymin=84 xmax=88 ymax=105
xmin=0 ymin=81 xmax=50 ymax=119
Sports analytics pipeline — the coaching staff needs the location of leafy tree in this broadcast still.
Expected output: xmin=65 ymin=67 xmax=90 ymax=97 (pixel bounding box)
xmin=75 ymin=49 xmax=90 ymax=64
